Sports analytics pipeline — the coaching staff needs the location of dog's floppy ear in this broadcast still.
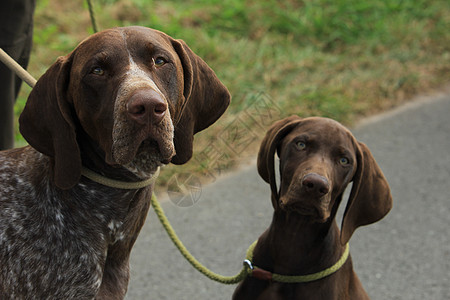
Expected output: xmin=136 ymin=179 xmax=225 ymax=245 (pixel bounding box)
xmin=340 ymin=141 xmax=392 ymax=244
xmin=170 ymin=39 xmax=231 ymax=165
xmin=257 ymin=115 xmax=303 ymax=209
xmin=19 ymin=54 xmax=81 ymax=190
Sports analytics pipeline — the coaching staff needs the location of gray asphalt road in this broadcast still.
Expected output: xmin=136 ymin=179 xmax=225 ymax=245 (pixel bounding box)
xmin=126 ymin=89 xmax=450 ymax=300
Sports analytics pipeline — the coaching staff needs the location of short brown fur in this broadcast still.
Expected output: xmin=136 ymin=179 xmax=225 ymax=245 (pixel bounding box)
xmin=233 ymin=116 xmax=392 ymax=300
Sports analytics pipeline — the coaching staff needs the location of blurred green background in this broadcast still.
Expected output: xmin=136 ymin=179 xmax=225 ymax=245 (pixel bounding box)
xmin=15 ymin=0 xmax=450 ymax=188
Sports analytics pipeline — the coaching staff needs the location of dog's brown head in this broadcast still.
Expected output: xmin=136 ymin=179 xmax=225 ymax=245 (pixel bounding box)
xmin=19 ymin=26 xmax=230 ymax=189
xmin=257 ymin=116 xmax=392 ymax=244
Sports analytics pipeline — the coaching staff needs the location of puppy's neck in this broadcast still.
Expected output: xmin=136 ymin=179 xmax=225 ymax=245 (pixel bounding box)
xmin=262 ymin=209 xmax=345 ymax=276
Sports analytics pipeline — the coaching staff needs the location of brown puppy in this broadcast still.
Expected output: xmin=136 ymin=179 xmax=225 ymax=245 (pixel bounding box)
xmin=0 ymin=26 xmax=230 ymax=299
xmin=233 ymin=116 xmax=392 ymax=300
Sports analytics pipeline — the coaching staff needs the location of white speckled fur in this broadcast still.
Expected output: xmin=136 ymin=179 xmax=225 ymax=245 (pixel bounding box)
xmin=0 ymin=147 xmax=151 ymax=299
xmin=0 ymin=26 xmax=230 ymax=300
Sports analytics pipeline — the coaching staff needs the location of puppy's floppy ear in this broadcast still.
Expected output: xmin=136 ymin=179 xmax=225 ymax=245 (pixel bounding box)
xmin=19 ymin=54 xmax=81 ymax=190
xmin=340 ymin=141 xmax=392 ymax=244
xmin=257 ymin=115 xmax=303 ymax=209
xmin=170 ymin=39 xmax=231 ymax=165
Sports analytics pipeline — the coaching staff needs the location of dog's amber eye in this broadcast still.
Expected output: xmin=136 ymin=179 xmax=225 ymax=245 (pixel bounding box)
xmin=339 ymin=157 xmax=349 ymax=165
xmin=154 ymin=57 xmax=166 ymax=67
xmin=91 ymin=67 xmax=104 ymax=76
xmin=296 ymin=141 xmax=306 ymax=150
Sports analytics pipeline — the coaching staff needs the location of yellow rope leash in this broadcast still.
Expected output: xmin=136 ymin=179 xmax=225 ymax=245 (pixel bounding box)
xmin=150 ymin=194 xmax=252 ymax=284
xmin=0 ymin=48 xmax=37 ymax=88
xmin=86 ymin=0 xmax=98 ymax=33
xmin=78 ymin=166 xmax=349 ymax=284
xmin=150 ymin=194 xmax=350 ymax=284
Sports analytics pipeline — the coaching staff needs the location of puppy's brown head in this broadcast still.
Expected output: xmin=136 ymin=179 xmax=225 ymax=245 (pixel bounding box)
xmin=19 ymin=26 xmax=230 ymax=189
xmin=257 ymin=116 xmax=392 ymax=244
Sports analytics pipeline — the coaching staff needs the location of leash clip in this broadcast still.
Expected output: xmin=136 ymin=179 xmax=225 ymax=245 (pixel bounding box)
xmin=243 ymin=259 xmax=254 ymax=270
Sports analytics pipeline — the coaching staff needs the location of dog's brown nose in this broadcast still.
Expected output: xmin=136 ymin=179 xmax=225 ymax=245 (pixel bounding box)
xmin=302 ymin=173 xmax=330 ymax=197
xmin=127 ymin=89 xmax=167 ymax=125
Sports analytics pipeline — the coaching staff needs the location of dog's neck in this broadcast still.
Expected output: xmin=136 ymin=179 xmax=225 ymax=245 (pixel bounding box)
xmin=77 ymin=132 xmax=147 ymax=183
xmin=260 ymin=208 xmax=345 ymax=276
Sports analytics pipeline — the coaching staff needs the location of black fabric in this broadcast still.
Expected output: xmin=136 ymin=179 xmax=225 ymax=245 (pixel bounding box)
xmin=0 ymin=0 xmax=35 ymax=150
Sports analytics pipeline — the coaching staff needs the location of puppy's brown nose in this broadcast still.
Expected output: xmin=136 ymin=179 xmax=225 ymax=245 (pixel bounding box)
xmin=127 ymin=89 xmax=167 ymax=125
xmin=302 ymin=173 xmax=330 ymax=197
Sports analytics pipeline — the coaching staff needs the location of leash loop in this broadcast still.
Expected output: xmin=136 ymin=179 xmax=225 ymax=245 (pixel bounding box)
xmin=81 ymin=167 xmax=160 ymax=189
xmin=247 ymin=243 xmax=350 ymax=283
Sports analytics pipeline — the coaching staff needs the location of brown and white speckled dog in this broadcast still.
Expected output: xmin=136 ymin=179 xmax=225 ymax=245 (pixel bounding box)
xmin=0 ymin=26 xmax=230 ymax=299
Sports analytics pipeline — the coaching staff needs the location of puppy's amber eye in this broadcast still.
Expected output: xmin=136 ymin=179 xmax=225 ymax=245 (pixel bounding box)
xmin=91 ymin=67 xmax=104 ymax=76
xmin=339 ymin=157 xmax=349 ymax=165
xmin=154 ymin=57 xmax=166 ymax=67
xmin=296 ymin=141 xmax=306 ymax=150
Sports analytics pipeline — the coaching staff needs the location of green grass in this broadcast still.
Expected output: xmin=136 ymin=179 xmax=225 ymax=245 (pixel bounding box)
xmin=15 ymin=0 xmax=450 ymax=190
